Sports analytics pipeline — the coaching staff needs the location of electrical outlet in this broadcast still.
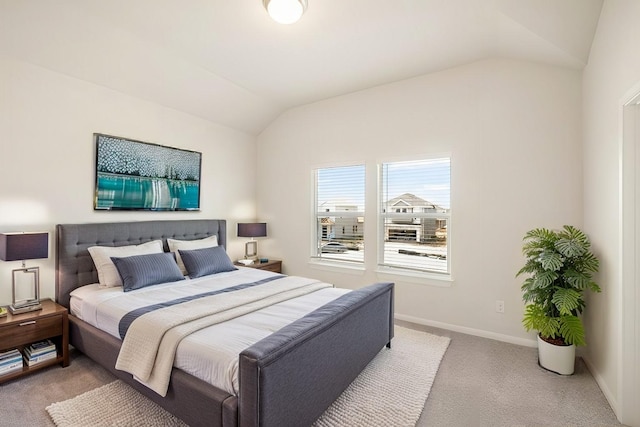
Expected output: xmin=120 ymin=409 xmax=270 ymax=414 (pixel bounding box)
xmin=496 ymin=300 xmax=505 ymax=313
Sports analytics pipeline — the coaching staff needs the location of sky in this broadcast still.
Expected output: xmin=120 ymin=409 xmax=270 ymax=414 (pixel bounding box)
xmin=316 ymin=158 xmax=451 ymax=211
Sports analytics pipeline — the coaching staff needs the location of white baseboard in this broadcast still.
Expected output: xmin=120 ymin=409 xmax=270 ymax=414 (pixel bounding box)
xmin=581 ymin=356 xmax=620 ymax=421
xmin=395 ymin=313 xmax=537 ymax=348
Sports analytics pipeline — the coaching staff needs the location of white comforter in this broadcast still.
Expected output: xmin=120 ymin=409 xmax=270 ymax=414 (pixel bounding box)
xmin=70 ymin=268 xmax=349 ymax=395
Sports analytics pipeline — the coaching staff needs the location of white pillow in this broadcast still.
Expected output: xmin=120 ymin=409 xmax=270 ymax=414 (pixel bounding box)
xmin=88 ymin=240 xmax=164 ymax=288
xmin=167 ymin=235 xmax=219 ymax=275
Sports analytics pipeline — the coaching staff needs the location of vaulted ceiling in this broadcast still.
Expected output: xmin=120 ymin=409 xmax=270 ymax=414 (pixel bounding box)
xmin=0 ymin=0 xmax=603 ymax=135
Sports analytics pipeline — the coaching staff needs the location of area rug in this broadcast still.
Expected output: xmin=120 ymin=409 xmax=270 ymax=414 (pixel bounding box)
xmin=46 ymin=327 xmax=450 ymax=427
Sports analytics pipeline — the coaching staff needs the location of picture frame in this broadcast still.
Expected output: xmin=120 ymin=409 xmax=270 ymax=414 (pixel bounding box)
xmin=94 ymin=133 xmax=202 ymax=211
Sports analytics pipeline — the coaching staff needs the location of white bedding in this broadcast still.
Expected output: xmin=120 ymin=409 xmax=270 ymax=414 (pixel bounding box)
xmin=70 ymin=267 xmax=349 ymax=395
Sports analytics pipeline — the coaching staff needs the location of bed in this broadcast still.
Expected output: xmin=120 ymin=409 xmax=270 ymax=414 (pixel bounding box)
xmin=55 ymin=219 xmax=394 ymax=427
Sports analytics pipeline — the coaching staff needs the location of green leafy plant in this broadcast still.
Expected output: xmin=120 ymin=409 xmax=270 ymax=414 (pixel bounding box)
xmin=516 ymin=225 xmax=600 ymax=346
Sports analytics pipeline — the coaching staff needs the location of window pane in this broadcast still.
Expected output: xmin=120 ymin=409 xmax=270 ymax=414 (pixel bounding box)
xmin=317 ymin=166 xmax=365 ymax=212
xmin=381 ymin=158 xmax=450 ymax=210
xmin=382 ymin=218 xmax=448 ymax=273
xmin=380 ymin=158 xmax=450 ymax=274
xmin=314 ymin=165 xmax=364 ymax=263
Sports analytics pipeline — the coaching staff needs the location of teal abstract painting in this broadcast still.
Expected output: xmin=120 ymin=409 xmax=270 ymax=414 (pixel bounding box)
xmin=94 ymin=134 xmax=201 ymax=211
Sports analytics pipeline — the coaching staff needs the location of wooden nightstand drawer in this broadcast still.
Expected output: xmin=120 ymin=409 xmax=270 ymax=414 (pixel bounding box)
xmin=0 ymin=299 xmax=69 ymax=384
xmin=236 ymin=259 xmax=282 ymax=273
xmin=235 ymin=259 xmax=282 ymax=273
xmin=257 ymin=262 xmax=282 ymax=273
xmin=0 ymin=315 xmax=62 ymax=350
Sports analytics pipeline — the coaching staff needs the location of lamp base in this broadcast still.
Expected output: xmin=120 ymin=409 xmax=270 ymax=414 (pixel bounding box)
xmin=11 ymin=266 xmax=41 ymax=315
xmin=9 ymin=302 xmax=42 ymax=315
xmin=245 ymin=240 xmax=258 ymax=260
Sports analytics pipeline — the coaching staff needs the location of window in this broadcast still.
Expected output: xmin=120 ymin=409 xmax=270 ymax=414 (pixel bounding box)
xmin=313 ymin=165 xmax=365 ymax=264
xmin=379 ymin=158 xmax=451 ymax=275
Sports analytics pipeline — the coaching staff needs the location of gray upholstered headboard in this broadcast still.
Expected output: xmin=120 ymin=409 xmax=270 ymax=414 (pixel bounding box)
xmin=55 ymin=219 xmax=227 ymax=309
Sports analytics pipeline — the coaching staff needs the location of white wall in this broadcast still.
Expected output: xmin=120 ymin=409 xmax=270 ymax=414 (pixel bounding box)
xmin=0 ymin=55 xmax=258 ymax=305
xmin=582 ymin=0 xmax=640 ymax=423
xmin=257 ymin=58 xmax=583 ymax=344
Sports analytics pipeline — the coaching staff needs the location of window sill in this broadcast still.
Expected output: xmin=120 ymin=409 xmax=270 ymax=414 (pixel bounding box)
xmin=308 ymin=260 xmax=366 ymax=276
xmin=375 ymin=266 xmax=453 ymax=287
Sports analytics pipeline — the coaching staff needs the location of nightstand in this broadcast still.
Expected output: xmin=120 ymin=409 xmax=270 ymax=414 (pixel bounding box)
xmin=0 ymin=299 xmax=69 ymax=384
xmin=235 ymin=259 xmax=282 ymax=273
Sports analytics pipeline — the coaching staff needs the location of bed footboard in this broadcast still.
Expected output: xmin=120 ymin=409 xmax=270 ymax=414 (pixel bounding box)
xmin=238 ymin=282 xmax=394 ymax=427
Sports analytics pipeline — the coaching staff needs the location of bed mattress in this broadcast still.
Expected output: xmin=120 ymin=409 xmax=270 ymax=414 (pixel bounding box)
xmin=70 ymin=267 xmax=349 ymax=395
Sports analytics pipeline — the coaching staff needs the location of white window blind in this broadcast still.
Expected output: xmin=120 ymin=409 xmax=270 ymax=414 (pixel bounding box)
xmin=313 ymin=165 xmax=365 ymax=263
xmin=379 ymin=158 xmax=451 ymax=274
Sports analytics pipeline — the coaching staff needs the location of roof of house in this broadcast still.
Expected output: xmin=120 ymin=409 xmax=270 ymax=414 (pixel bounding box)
xmin=386 ymin=193 xmax=442 ymax=210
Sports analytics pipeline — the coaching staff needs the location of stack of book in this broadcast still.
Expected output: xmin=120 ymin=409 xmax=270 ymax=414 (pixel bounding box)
xmin=23 ymin=339 xmax=57 ymax=367
xmin=0 ymin=348 xmax=23 ymax=376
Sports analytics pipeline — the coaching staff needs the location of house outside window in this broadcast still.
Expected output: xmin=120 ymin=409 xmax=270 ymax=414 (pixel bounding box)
xmin=313 ymin=165 xmax=365 ymax=263
xmin=379 ymin=158 xmax=451 ymax=275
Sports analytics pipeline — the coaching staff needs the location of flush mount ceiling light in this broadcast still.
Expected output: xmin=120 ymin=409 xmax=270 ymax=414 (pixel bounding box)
xmin=263 ymin=0 xmax=308 ymax=25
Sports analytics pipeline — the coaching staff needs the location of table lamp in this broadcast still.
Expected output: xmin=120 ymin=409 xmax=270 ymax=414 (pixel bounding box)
xmin=0 ymin=232 xmax=49 ymax=314
xmin=237 ymin=223 xmax=267 ymax=260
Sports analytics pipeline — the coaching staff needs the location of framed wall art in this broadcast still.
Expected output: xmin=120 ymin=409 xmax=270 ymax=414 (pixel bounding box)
xmin=94 ymin=133 xmax=201 ymax=211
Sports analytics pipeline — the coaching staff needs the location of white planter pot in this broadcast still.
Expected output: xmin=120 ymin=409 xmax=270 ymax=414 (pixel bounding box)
xmin=537 ymin=335 xmax=575 ymax=375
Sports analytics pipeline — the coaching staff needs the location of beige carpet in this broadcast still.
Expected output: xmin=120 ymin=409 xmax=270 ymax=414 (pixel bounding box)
xmin=46 ymin=327 xmax=450 ymax=427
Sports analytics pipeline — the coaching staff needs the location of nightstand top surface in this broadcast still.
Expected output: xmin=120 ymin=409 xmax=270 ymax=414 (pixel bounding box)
xmin=0 ymin=299 xmax=66 ymax=325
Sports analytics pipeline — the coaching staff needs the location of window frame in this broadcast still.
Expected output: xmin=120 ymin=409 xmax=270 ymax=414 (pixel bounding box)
xmin=377 ymin=156 xmax=452 ymax=279
xmin=311 ymin=163 xmax=366 ymax=266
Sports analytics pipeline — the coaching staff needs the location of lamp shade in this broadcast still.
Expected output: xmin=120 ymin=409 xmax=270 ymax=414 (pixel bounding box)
xmin=0 ymin=232 xmax=49 ymax=261
xmin=237 ymin=223 xmax=267 ymax=238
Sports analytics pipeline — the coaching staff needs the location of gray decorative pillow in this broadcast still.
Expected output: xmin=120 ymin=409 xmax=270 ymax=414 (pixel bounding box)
xmin=167 ymin=235 xmax=219 ymax=275
xmin=111 ymin=252 xmax=185 ymax=292
xmin=178 ymin=246 xmax=237 ymax=278
xmin=88 ymin=240 xmax=164 ymax=288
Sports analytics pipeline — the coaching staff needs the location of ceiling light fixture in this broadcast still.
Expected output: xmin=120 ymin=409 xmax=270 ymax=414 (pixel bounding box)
xmin=263 ymin=0 xmax=308 ymax=25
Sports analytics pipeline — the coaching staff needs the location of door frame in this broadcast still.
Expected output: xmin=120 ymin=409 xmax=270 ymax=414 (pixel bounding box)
xmin=620 ymin=91 xmax=640 ymax=426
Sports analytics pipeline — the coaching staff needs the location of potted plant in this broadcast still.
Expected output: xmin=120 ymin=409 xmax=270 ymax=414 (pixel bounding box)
xmin=516 ymin=225 xmax=600 ymax=375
